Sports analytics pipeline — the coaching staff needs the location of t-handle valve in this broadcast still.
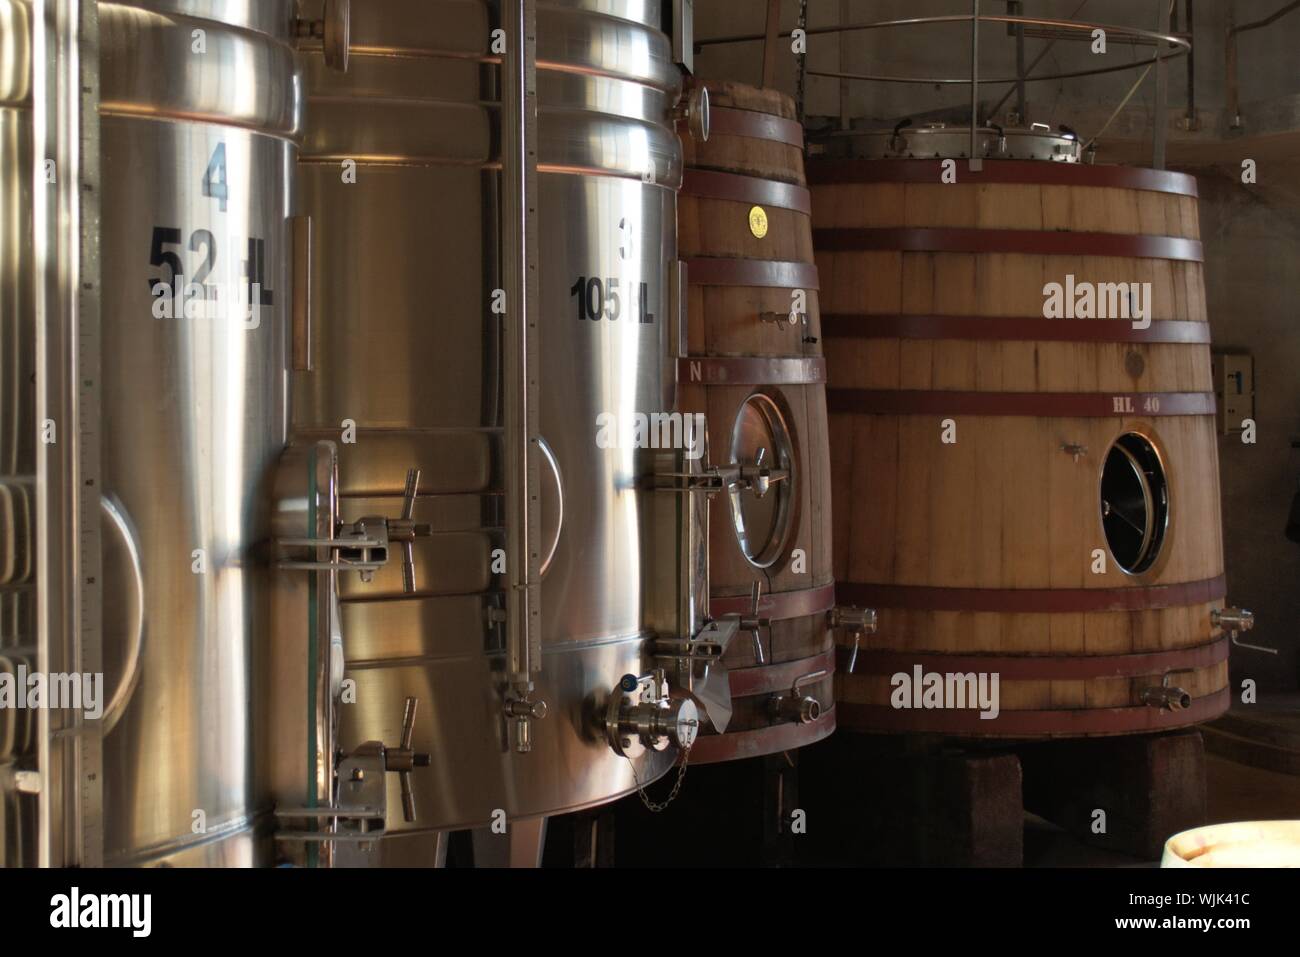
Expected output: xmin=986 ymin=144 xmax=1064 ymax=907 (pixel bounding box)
xmin=737 ymin=580 xmax=771 ymax=665
xmin=387 ymin=469 xmax=432 ymax=594
xmin=383 ymin=696 xmax=431 ymax=823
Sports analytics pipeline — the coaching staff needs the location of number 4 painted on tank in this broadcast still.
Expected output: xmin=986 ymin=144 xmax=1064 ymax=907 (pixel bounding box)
xmin=203 ymin=143 xmax=229 ymax=212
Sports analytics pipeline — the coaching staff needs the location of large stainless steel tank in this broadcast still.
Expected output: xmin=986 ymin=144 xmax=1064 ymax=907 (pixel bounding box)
xmin=0 ymin=0 xmax=37 ymax=870
xmin=283 ymin=0 xmax=687 ymax=861
xmin=93 ymin=0 xmax=300 ymax=866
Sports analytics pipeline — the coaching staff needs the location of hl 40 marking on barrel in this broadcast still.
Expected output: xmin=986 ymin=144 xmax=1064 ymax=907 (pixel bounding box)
xmin=1113 ymin=395 xmax=1160 ymax=414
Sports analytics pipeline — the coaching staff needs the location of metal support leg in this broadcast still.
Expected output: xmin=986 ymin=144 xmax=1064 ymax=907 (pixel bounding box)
xmin=470 ymin=816 xmax=548 ymax=868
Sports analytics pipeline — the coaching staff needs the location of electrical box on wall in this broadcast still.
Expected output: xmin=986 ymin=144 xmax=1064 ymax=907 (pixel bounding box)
xmin=1211 ymin=351 xmax=1254 ymax=435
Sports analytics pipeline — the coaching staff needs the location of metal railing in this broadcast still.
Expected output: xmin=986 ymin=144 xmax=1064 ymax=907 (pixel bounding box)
xmin=697 ymin=1 xmax=1193 ymax=169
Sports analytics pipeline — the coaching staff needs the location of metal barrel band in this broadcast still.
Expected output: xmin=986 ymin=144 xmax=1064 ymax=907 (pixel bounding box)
xmin=837 ymin=636 xmax=1228 ymax=681
xmin=687 ymin=705 xmax=837 ymax=766
xmin=727 ymin=648 xmax=837 ymax=698
xmin=684 ymin=256 xmax=820 ymax=290
xmin=836 ymin=575 xmax=1227 ymax=613
xmin=680 ymin=356 xmax=826 ymax=386
xmin=838 ymin=688 xmax=1229 ymax=736
xmin=812 ymin=227 xmax=1204 ymax=262
xmin=826 ymin=389 xmax=1215 ymax=418
xmin=709 ymin=581 xmax=836 ymax=620
xmin=820 ymin=314 xmax=1211 ymax=345
xmin=807 ymin=158 xmax=1199 ymax=197
xmin=682 ymin=168 xmax=811 ymax=214
xmin=709 ymin=105 xmax=805 ymax=147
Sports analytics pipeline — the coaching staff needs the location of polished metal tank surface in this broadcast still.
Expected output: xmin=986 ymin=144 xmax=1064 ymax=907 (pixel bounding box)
xmin=0 ymin=0 xmax=37 ymax=869
xmin=289 ymin=0 xmax=683 ymax=853
xmin=94 ymin=0 xmax=300 ymax=866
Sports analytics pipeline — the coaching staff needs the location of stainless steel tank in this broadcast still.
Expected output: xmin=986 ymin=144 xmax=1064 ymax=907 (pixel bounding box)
xmin=92 ymin=0 xmax=301 ymax=866
xmin=280 ymin=0 xmax=689 ymax=862
xmin=0 ymin=0 xmax=37 ymax=869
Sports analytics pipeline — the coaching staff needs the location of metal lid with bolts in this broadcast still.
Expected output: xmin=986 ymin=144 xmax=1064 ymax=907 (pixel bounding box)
xmin=810 ymin=121 xmax=1087 ymax=163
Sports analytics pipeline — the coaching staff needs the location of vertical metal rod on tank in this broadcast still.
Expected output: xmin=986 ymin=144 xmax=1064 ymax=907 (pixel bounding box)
xmin=1011 ymin=1 xmax=1027 ymax=122
xmin=761 ymin=0 xmax=782 ymax=89
xmin=969 ymin=0 xmax=981 ymax=171
xmin=501 ymin=0 xmax=544 ymax=748
xmin=837 ymin=0 xmax=849 ymax=130
xmin=32 ymin=0 xmax=102 ymax=867
xmin=1153 ymin=0 xmax=1170 ymax=169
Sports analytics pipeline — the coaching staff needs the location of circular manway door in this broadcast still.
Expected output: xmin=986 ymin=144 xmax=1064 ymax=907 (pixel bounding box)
xmin=1100 ymin=432 xmax=1170 ymax=574
xmin=728 ymin=393 xmax=796 ymax=568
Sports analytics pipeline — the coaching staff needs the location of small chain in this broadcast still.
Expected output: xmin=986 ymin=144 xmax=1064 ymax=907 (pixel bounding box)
xmin=628 ymin=744 xmax=691 ymax=813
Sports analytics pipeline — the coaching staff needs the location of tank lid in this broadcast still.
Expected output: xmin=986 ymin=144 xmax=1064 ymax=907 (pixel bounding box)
xmin=809 ymin=122 xmax=1086 ymax=163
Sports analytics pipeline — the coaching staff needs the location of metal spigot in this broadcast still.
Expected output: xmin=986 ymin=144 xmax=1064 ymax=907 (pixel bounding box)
xmin=294 ymin=0 xmax=351 ymax=72
xmin=831 ymin=605 xmax=877 ymax=673
xmin=1212 ymin=606 xmax=1276 ymax=654
xmin=770 ymin=669 xmax=826 ymax=724
xmin=759 ymin=309 xmax=802 ymax=327
xmin=1141 ymin=671 xmax=1192 ymax=712
xmin=504 ymin=695 xmax=548 ymax=754
xmin=1060 ymin=442 xmax=1088 ymax=463
xmin=606 ymin=671 xmax=700 ymax=758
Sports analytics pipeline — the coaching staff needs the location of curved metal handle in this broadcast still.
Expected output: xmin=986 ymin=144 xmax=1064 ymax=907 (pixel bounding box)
xmin=100 ymin=494 xmax=145 ymax=735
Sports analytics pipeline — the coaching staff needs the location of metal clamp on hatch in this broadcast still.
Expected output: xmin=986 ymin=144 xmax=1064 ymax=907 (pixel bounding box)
xmin=276 ymin=466 xmax=431 ymax=592
xmin=276 ymin=697 xmax=431 ymax=861
xmin=269 ymin=441 xmax=433 ymax=866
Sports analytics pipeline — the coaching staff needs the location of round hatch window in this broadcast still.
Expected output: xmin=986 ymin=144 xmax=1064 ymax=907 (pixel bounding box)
xmin=1100 ymin=433 xmax=1169 ymax=575
xmin=728 ymin=393 xmax=796 ymax=568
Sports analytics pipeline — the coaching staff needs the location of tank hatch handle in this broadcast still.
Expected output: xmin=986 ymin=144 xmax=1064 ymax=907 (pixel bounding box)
xmin=295 ymin=0 xmax=351 ymax=72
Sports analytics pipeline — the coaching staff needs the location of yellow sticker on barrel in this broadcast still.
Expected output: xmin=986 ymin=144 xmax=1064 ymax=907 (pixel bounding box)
xmin=748 ymin=205 xmax=769 ymax=239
